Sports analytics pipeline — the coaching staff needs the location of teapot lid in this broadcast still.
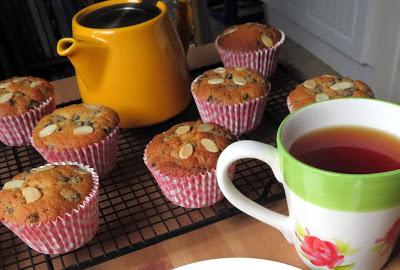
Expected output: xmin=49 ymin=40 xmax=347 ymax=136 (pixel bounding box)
xmin=78 ymin=2 xmax=161 ymax=29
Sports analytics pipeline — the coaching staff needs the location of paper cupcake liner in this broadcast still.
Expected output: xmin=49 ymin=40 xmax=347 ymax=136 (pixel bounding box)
xmin=216 ymin=30 xmax=285 ymax=78
xmin=191 ymin=78 xmax=270 ymax=136
xmin=144 ymin=152 xmax=235 ymax=208
xmin=1 ymin=162 xmax=99 ymax=254
xmin=286 ymin=96 xmax=295 ymax=113
xmin=0 ymin=96 xmax=56 ymax=146
xmin=32 ymin=126 xmax=119 ymax=176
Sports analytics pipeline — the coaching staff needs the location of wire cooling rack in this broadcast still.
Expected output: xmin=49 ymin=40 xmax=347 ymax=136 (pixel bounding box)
xmin=0 ymin=65 xmax=300 ymax=270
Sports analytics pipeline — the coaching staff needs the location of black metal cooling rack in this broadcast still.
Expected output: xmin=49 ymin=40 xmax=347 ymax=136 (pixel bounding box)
xmin=0 ymin=65 xmax=300 ymax=270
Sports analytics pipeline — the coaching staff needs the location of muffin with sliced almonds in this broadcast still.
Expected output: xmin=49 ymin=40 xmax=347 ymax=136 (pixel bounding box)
xmin=215 ymin=22 xmax=285 ymax=78
xmin=191 ymin=66 xmax=270 ymax=136
xmin=144 ymin=120 xmax=235 ymax=208
xmin=287 ymin=75 xmax=375 ymax=112
xmin=0 ymin=163 xmax=99 ymax=254
xmin=0 ymin=76 xmax=56 ymax=146
xmin=32 ymin=103 xmax=120 ymax=176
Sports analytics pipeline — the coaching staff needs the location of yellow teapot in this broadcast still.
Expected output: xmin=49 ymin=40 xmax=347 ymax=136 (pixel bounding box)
xmin=57 ymin=0 xmax=192 ymax=128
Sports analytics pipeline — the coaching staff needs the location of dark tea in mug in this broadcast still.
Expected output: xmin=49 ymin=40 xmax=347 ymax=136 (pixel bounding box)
xmin=289 ymin=126 xmax=400 ymax=174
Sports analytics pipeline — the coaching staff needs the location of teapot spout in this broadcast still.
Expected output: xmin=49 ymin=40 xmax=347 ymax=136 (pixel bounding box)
xmin=57 ymin=38 xmax=107 ymax=92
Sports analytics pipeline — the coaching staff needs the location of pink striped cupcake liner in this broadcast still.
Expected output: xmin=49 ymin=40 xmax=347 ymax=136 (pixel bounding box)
xmin=215 ymin=30 xmax=285 ymax=78
xmin=0 ymin=96 xmax=56 ymax=146
xmin=144 ymin=151 xmax=235 ymax=208
xmin=32 ymin=126 xmax=119 ymax=176
xmin=191 ymin=78 xmax=270 ymax=136
xmin=1 ymin=162 xmax=99 ymax=254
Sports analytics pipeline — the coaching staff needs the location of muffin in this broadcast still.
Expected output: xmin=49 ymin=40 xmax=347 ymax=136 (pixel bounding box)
xmin=215 ymin=22 xmax=285 ymax=78
xmin=144 ymin=120 xmax=235 ymax=208
xmin=0 ymin=162 xmax=99 ymax=254
xmin=0 ymin=76 xmax=56 ymax=146
xmin=287 ymin=75 xmax=375 ymax=112
xmin=191 ymin=66 xmax=270 ymax=136
xmin=32 ymin=103 xmax=120 ymax=176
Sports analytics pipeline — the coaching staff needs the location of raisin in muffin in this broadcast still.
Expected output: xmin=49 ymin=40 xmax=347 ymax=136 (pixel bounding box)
xmin=0 ymin=76 xmax=56 ymax=146
xmin=287 ymin=75 xmax=375 ymax=112
xmin=192 ymin=66 xmax=270 ymax=136
xmin=0 ymin=163 xmax=99 ymax=254
xmin=215 ymin=22 xmax=285 ymax=78
xmin=144 ymin=120 xmax=235 ymax=208
xmin=32 ymin=104 xmax=120 ymax=176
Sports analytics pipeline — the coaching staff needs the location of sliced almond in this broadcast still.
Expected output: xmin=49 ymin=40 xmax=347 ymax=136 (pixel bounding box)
xmin=235 ymin=67 xmax=247 ymax=71
xmin=3 ymin=180 xmax=24 ymax=190
xmin=0 ymin=82 xmax=11 ymax=88
xmin=30 ymin=81 xmax=42 ymax=88
xmin=12 ymin=77 xmax=27 ymax=83
xmin=0 ymin=92 xmax=13 ymax=104
xmin=32 ymin=165 xmax=55 ymax=172
xmin=178 ymin=143 xmax=193 ymax=159
xmin=233 ymin=76 xmax=247 ymax=86
xmin=261 ymin=33 xmax=273 ymax=48
xmin=174 ymin=125 xmax=191 ymax=136
xmin=315 ymin=93 xmax=330 ymax=102
xmin=73 ymin=167 xmax=89 ymax=174
xmin=197 ymin=124 xmax=214 ymax=132
xmin=303 ymin=79 xmax=316 ymax=89
xmin=39 ymin=124 xmax=58 ymax=138
xmin=22 ymin=187 xmax=42 ymax=203
xmin=201 ymin=138 xmax=218 ymax=153
xmin=73 ymin=125 xmax=94 ymax=135
xmin=224 ymin=27 xmax=237 ymax=35
xmin=213 ymin=67 xmax=226 ymax=74
xmin=330 ymin=81 xmax=354 ymax=91
xmin=208 ymin=78 xmax=224 ymax=85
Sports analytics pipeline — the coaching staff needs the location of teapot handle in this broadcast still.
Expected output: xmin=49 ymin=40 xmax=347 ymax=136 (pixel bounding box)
xmin=174 ymin=0 xmax=193 ymax=54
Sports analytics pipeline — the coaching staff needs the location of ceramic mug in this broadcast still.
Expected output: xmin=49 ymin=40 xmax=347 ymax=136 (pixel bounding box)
xmin=216 ymin=99 xmax=400 ymax=270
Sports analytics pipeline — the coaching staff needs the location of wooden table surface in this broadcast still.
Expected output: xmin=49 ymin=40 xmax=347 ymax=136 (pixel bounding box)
xmin=89 ymin=200 xmax=399 ymax=270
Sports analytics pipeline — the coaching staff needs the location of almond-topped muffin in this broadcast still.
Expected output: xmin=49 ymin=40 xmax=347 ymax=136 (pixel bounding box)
xmin=0 ymin=165 xmax=93 ymax=224
xmin=287 ymin=75 xmax=375 ymax=112
xmin=144 ymin=120 xmax=235 ymax=208
xmin=0 ymin=76 xmax=56 ymax=146
xmin=32 ymin=103 xmax=120 ymax=176
xmin=0 ymin=76 xmax=54 ymax=117
xmin=191 ymin=66 xmax=268 ymax=105
xmin=0 ymin=163 xmax=99 ymax=254
xmin=192 ymin=67 xmax=270 ymax=135
xmin=217 ymin=23 xmax=282 ymax=52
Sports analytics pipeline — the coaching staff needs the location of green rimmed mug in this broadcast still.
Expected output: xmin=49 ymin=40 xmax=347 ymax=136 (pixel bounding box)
xmin=216 ymin=99 xmax=400 ymax=270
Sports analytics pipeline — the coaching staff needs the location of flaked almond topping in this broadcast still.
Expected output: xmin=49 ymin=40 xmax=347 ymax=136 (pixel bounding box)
xmin=30 ymin=81 xmax=42 ymax=88
xmin=12 ymin=77 xmax=27 ymax=83
xmin=0 ymin=92 xmax=14 ymax=104
xmin=233 ymin=76 xmax=247 ymax=86
xmin=213 ymin=67 xmax=226 ymax=74
xmin=208 ymin=78 xmax=224 ymax=85
xmin=39 ymin=123 xmax=58 ymax=138
xmin=32 ymin=165 xmax=55 ymax=172
xmin=261 ymin=33 xmax=273 ymax=48
xmin=303 ymin=79 xmax=316 ymax=89
xmin=197 ymin=124 xmax=214 ymax=132
xmin=315 ymin=93 xmax=330 ymax=102
xmin=0 ymin=82 xmax=11 ymax=88
xmin=224 ymin=27 xmax=237 ymax=35
xmin=201 ymin=138 xmax=218 ymax=153
xmin=330 ymin=81 xmax=354 ymax=91
xmin=22 ymin=187 xmax=42 ymax=203
xmin=3 ymin=180 xmax=24 ymax=190
xmin=73 ymin=167 xmax=89 ymax=174
xmin=174 ymin=125 xmax=191 ymax=136
xmin=235 ymin=67 xmax=247 ymax=71
xmin=179 ymin=143 xmax=193 ymax=159
xmin=73 ymin=125 xmax=94 ymax=135
xmin=163 ymin=136 xmax=171 ymax=142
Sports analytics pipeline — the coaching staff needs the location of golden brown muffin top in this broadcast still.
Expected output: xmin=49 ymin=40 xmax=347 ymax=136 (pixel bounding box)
xmin=217 ymin=23 xmax=282 ymax=52
xmin=287 ymin=75 xmax=375 ymax=112
xmin=32 ymin=103 xmax=119 ymax=150
xmin=145 ymin=121 xmax=234 ymax=177
xmin=0 ymin=165 xmax=94 ymax=225
xmin=192 ymin=67 xmax=268 ymax=105
xmin=0 ymin=76 xmax=54 ymax=117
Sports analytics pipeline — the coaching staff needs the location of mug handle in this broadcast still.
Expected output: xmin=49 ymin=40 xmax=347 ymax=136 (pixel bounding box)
xmin=217 ymin=140 xmax=294 ymax=243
